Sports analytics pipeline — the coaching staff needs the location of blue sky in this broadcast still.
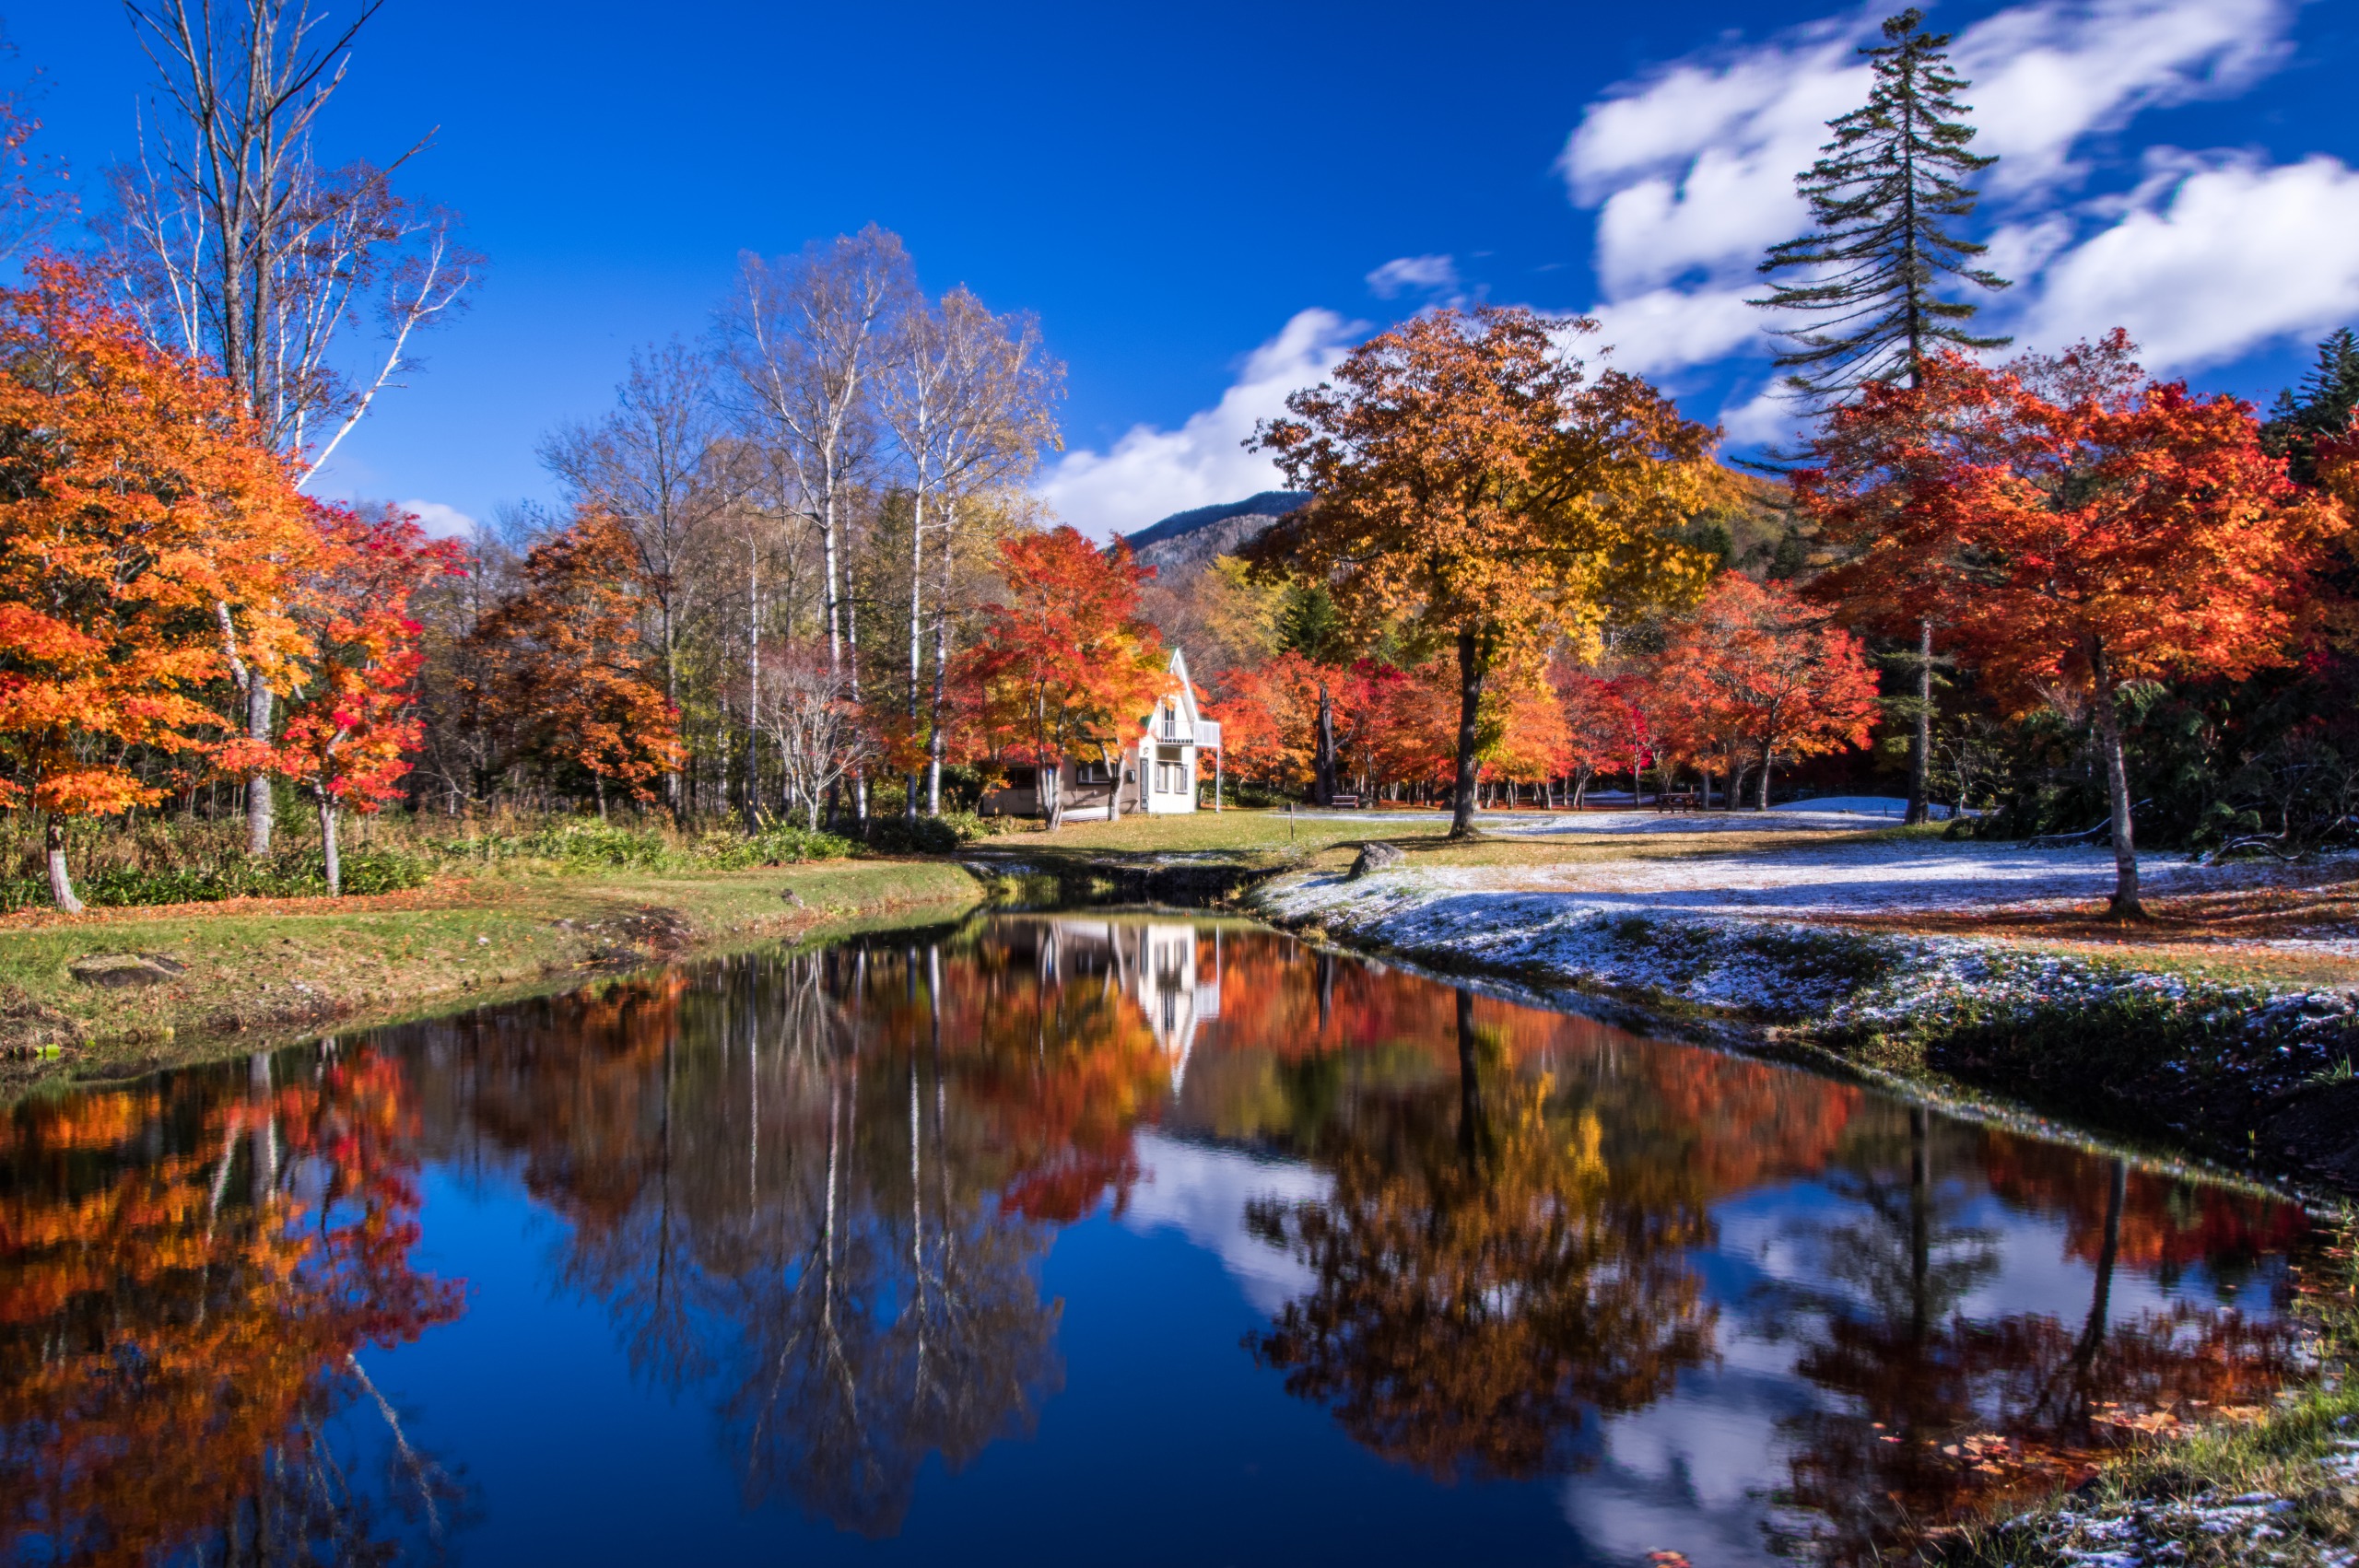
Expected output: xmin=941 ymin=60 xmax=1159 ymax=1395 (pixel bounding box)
xmin=11 ymin=0 xmax=2359 ymax=538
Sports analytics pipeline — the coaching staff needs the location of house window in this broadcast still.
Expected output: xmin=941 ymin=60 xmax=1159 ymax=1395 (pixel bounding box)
xmin=1075 ymin=759 xmax=1111 ymax=784
xmin=1156 ymin=761 xmax=1186 ymax=794
xmin=1162 ymin=702 xmax=1178 ymax=740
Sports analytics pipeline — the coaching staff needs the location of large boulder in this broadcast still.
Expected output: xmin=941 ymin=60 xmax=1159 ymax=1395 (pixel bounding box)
xmin=1347 ymin=842 xmax=1407 ymax=880
xmin=67 ymin=953 xmax=187 ymax=989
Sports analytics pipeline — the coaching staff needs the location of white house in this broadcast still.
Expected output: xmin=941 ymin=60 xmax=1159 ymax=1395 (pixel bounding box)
xmin=979 ymin=648 xmax=1223 ymax=822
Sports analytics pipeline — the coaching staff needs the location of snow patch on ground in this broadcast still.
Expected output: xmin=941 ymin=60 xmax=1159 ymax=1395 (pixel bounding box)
xmin=1988 ymin=1432 xmax=2359 ymax=1567
xmin=1373 ymin=839 xmax=2202 ymax=918
xmin=1257 ymin=847 xmax=2356 ymax=1052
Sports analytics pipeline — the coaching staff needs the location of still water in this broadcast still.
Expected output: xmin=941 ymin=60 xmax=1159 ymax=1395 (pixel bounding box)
xmin=0 ymin=916 xmax=2319 ymax=1565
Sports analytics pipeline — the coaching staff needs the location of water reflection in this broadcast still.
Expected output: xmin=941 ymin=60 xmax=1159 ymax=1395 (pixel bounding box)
xmin=0 ymin=1049 xmax=464 ymax=1564
xmin=0 ymin=917 xmax=2323 ymax=1565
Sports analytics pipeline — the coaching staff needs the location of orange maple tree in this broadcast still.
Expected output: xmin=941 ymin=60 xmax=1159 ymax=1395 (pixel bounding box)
xmin=1247 ymin=306 xmax=1719 ymax=836
xmin=956 ymin=526 xmax=1167 ymax=828
xmin=466 ymin=507 xmax=683 ymax=814
xmin=1799 ymin=337 xmax=2347 ymax=912
xmin=0 ymin=259 xmax=314 ymax=909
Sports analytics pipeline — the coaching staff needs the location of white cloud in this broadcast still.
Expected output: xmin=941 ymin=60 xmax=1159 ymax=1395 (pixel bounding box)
xmin=1585 ymin=285 xmax=1764 ymax=377
xmin=1366 ymin=253 xmax=1460 ymax=298
xmin=1039 ymin=309 xmax=1357 ymax=540
xmin=1554 ymin=0 xmax=2318 ymax=396
xmin=2019 ymin=154 xmax=2359 ymax=369
xmin=1960 ymin=0 xmax=2294 ymax=193
xmin=400 ymin=498 xmax=481 ymax=538
xmin=1562 ymin=22 xmax=1859 ymax=296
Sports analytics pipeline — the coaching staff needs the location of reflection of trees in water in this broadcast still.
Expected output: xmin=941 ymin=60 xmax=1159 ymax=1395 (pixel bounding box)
xmin=1248 ymin=989 xmax=1718 ymax=1480
xmin=0 ymin=1047 xmax=466 ymax=1564
xmin=406 ymin=926 xmax=1171 ymax=1535
xmin=1765 ymin=1116 xmax=2308 ymax=1564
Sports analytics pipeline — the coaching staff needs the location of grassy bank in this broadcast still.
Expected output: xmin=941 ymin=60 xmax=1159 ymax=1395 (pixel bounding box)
xmin=0 ymin=857 xmax=980 ymax=1095
xmin=1931 ymin=1228 xmax=2359 ymax=1568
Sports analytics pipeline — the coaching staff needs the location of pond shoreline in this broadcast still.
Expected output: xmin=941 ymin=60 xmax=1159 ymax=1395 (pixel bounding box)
xmin=0 ymin=859 xmax=983 ymax=1098
xmin=1250 ymin=863 xmax=2359 ymax=1203
xmin=1245 ymin=864 xmax=2359 ymax=1566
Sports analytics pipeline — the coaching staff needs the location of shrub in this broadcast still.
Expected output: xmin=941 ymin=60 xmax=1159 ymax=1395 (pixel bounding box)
xmin=714 ymin=824 xmax=858 ymax=866
xmin=0 ymin=845 xmax=429 ymax=911
xmin=862 ymin=814 xmax=964 ymax=855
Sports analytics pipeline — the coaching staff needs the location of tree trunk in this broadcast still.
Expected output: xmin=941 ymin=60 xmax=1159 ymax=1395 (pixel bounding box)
xmin=1906 ymin=617 xmax=1932 ymax=825
xmin=2088 ymin=638 xmax=2142 ymax=916
xmin=746 ymin=540 xmax=762 ymax=831
xmin=1314 ymin=682 xmax=1336 ymax=807
xmin=1756 ymin=743 xmax=1775 ymax=810
xmin=44 ymin=816 xmax=81 ymax=915
xmin=924 ymin=499 xmax=957 ymax=816
xmin=1449 ymin=628 xmax=1483 ymax=838
xmin=245 ymin=684 xmax=275 ymax=856
xmin=319 ymin=797 xmax=342 ymax=897
xmin=906 ymin=462 xmax=929 ymax=823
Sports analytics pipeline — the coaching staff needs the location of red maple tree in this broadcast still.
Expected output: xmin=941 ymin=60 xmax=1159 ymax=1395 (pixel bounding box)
xmin=1649 ymin=573 xmax=1881 ymax=809
xmin=1800 ymin=337 xmax=2347 ymax=912
xmin=957 ymin=526 xmax=1167 ymax=828
xmin=277 ymin=504 xmax=464 ymax=893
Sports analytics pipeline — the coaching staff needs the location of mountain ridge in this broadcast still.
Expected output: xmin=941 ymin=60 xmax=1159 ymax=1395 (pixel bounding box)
xmin=1122 ymin=490 xmax=1311 ymax=553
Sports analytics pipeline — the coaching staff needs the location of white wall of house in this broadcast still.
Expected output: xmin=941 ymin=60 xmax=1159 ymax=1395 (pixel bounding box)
xmin=977 ymin=647 xmax=1220 ymax=820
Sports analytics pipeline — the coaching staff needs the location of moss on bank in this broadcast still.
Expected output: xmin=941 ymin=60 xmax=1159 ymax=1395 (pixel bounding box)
xmin=0 ymin=858 xmax=980 ymax=1096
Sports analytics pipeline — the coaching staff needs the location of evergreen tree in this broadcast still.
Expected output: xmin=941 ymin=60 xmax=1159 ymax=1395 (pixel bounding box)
xmin=1753 ymin=8 xmax=2011 ymax=401
xmin=1755 ymin=9 xmax=2010 ymax=826
xmin=2261 ymin=327 xmax=2359 ymax=486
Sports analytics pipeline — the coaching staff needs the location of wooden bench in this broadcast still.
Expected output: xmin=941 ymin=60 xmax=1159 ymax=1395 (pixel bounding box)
xmin=1329 ymin=793 xmax=1361 ymax=809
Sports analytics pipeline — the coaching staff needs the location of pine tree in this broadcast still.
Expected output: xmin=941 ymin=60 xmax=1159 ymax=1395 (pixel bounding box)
xmin=2260 ymin=327 xmax=2359 ymax=486
xmin=1753 ymin=8 xmax=2011 ymax=400
xmin=1755 ymin=9 xmax=2010 ymax=825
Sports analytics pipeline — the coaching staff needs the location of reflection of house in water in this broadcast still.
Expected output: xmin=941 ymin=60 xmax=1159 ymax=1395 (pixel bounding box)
xmin=1033 ymin=919 xmax=1223 ymax=1087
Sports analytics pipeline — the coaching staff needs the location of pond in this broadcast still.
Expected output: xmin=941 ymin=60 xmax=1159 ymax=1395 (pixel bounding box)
xmin=0 ymin=915 xmax=2320 ymax=1565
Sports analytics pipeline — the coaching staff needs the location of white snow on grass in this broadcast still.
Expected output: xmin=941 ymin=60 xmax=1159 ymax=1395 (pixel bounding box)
xmin=1302 ymin=836 xmax=2201 ymax=920
xmin=1258 ymin=836 xmax=2356 ymax=1036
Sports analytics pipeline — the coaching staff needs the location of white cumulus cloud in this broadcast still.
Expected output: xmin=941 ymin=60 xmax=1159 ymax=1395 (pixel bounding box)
xmin=2019 ymin=154 xmax=2359 ymax=369
xmin=400 ymin=499 xmax=481 ymax=539
xmin=1555 ymin=0 xmax=2326 ymax=400
xmin=1039 ymin=309 xmax=1357 ymax=540
xmin=1366 ymin=253 xmax=1460 ymax=298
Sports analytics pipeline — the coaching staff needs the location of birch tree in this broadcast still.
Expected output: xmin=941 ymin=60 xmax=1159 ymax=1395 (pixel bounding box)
xmin=715 ymin=227 xmax=914 ymax=681
xmin=541 ymin=342 xmax=738 ymax=815
xmin=111 ymin=0 xmax=479 ymax=854
xmin=880 ymin=286 xmax=1062 ymax=816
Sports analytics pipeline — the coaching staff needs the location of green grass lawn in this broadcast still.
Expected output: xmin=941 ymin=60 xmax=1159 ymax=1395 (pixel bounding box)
xmin=981 ymin=806 xmax=1455 ymax=863
xmin=0 ymin=858 xmax=980 ymax=1094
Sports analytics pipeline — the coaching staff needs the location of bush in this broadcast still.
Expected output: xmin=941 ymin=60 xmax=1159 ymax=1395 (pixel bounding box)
xmin=512 ymin=821 xmax=673 ymax=868
xmin=862 ymin=814 xmax=964 ymax=855
xmin=0 ymin=845 xmax=430 ymax=911
xmin=706 ymin=824 xmax=858 ymax=866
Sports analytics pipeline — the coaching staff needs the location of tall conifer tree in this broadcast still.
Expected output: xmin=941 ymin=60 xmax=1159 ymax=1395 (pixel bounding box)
xmin=2260 ymin=328 xmax=2359 ymax=486
xmin=1755 ymin=8 xmax=2009 ymax=824
xmin=1755 ymin=8 xmax=2010 ymax=397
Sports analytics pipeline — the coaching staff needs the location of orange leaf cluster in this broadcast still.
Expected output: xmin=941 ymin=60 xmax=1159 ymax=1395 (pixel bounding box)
xmin=0 ymin=260 xmax=316 ymax=818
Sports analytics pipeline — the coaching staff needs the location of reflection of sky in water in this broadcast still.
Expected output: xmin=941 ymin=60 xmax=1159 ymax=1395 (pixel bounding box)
xmin=1109 ymin=1135 xmax=2292 ymax=1568
xmin=1117 ymin=1131 xmax=1330 ymax=1313
xmin=0 ymin=922 xmax=2315 ymax=1568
